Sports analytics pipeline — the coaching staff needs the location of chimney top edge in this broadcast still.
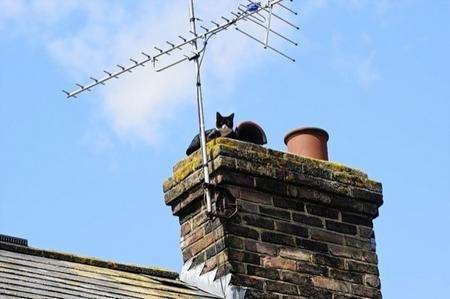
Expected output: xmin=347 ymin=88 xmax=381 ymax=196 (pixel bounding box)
xmin=163 ymin=138 xmax=381 ymax=195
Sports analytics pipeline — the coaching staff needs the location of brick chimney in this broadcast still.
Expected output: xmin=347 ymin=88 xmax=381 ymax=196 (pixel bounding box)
xmin=163 ymin=138 xmax=383 ymax=298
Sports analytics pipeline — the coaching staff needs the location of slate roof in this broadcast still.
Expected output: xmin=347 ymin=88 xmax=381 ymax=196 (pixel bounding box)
xmin=0 ymin=241 xmax=219 ymax=298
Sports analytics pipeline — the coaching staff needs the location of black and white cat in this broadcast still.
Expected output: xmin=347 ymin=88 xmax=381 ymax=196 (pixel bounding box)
xmin=186 ymin=112 xmax=237 ymax=155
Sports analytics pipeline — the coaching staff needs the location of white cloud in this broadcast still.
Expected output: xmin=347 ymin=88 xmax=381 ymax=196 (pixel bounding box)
xmin=356 ymin=50 xmax=380 ymax=88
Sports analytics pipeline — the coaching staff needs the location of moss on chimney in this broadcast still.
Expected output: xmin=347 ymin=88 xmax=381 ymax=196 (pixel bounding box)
xmin=163 ymin=138 xmax=381 ymax=197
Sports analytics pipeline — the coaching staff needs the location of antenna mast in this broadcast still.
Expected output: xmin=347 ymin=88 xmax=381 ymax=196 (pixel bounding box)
xmin=188 ymin=0 xmax=213 ymax=214
xmin=63 ymin=0 xmax=299 ymax=217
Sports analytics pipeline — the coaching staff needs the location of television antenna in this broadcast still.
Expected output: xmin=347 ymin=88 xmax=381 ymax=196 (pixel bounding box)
xmin=63 ymin=0 xmax=299 ymax=217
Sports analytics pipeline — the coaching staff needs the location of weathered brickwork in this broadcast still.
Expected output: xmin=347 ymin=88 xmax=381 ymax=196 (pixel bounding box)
xmin=164 ymin=138 xmax=383 ymax=298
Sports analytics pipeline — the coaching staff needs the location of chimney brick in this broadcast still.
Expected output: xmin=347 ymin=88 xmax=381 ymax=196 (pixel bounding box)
xmin=164 ymin=138 xmax=383 ymax=298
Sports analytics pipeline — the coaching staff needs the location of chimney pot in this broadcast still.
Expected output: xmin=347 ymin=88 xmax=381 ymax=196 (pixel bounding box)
xmin=284 ymin=127 xmax=329 ymax=160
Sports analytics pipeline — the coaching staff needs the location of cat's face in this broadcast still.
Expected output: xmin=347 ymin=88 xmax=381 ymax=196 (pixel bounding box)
xmin=216 ymin=112 xmax=234 ymax=131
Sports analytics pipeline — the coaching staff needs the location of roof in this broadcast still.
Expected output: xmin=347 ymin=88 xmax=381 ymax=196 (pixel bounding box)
xmin=0 ymin=241 xmax=219 ymax=298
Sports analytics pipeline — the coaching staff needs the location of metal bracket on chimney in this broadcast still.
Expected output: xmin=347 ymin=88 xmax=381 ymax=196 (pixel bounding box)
xmin=203 ymin=183 xmax=238 ymax=219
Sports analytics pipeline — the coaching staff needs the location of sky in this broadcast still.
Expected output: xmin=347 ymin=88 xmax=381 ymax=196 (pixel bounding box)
xmin=0 ymin=0 xmax=449 ymax=298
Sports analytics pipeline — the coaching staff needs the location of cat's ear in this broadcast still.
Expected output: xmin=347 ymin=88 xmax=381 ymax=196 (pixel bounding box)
xmin=229 ymin=113 xmax=234 ymax=120
xmin=216 ymin=112 xmax=222 ymax=128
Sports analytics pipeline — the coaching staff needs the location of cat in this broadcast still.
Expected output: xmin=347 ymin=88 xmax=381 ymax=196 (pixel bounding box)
xmin=186 ymin=112 xmax=237 ymax=156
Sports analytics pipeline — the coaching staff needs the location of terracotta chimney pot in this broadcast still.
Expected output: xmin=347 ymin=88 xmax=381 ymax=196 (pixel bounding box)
xmin=284 ymin=127 xmax=329 ymax=160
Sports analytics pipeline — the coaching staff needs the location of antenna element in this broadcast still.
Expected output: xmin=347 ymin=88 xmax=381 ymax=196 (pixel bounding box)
xmin=63 ymin=0 xmax=299 ymax=217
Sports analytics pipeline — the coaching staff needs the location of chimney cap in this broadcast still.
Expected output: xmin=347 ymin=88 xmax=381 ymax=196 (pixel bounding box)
xmin=235 ymin=121 xmax=267 ymax=145
xmin=284 ymin=127 xmax=329 ymax=145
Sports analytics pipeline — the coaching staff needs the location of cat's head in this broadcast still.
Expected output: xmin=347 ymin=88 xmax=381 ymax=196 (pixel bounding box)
xmin=216 ymin=112 xmax=234 ymax=132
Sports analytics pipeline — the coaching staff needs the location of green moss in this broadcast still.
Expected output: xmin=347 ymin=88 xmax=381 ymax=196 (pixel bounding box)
xmin=333 ymin=171 xmax=367 ymax=187
xmin=326 ymin=161 xmax=367 ymax=178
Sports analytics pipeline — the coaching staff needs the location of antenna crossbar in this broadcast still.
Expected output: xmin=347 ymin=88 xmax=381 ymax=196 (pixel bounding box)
xmin=276 ymin=2 xmax=298 ymax=15
xmin=63 ymin=56 xmax=152 ymax=98
xmin=235 ymin=27 xmax=295 ymax=62
xmin=63 ymin=0 xmax=285 ymax=99
xmin=63 ymin=0 xmax=283 ymax=98
xmin=247 ymin=0 xmax=299 ymax=29
xmin=235 ymin=11 xmax=297 ymax=46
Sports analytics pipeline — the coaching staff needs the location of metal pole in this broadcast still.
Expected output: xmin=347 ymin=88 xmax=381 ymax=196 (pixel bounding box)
xmin=189 ymin=0 xmax=213 ymax=215
xmin=264 ymin=2 xmax=274 ymax=48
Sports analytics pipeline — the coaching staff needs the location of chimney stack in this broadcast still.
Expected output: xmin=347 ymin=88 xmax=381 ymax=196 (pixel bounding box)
xmin=164 ymin=138 xmax=383 ymax=298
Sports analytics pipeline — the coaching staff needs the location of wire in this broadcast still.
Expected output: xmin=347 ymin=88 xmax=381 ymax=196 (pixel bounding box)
xmin=198 ymin=32 xmax=216 ymax=68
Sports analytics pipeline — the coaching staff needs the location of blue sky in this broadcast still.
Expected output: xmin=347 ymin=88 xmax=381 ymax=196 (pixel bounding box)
xmin=1 ymin=1 xmax=449 ymax=298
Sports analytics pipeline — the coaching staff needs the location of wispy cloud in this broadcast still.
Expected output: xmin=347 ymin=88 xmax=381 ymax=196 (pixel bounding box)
xmin=357 ymin=50 xmax=380 ymax=88
xmin=331 ymin=31 xmax=380 ymax=89
xmin=353 ymin=33 xmax=380 ymax=88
